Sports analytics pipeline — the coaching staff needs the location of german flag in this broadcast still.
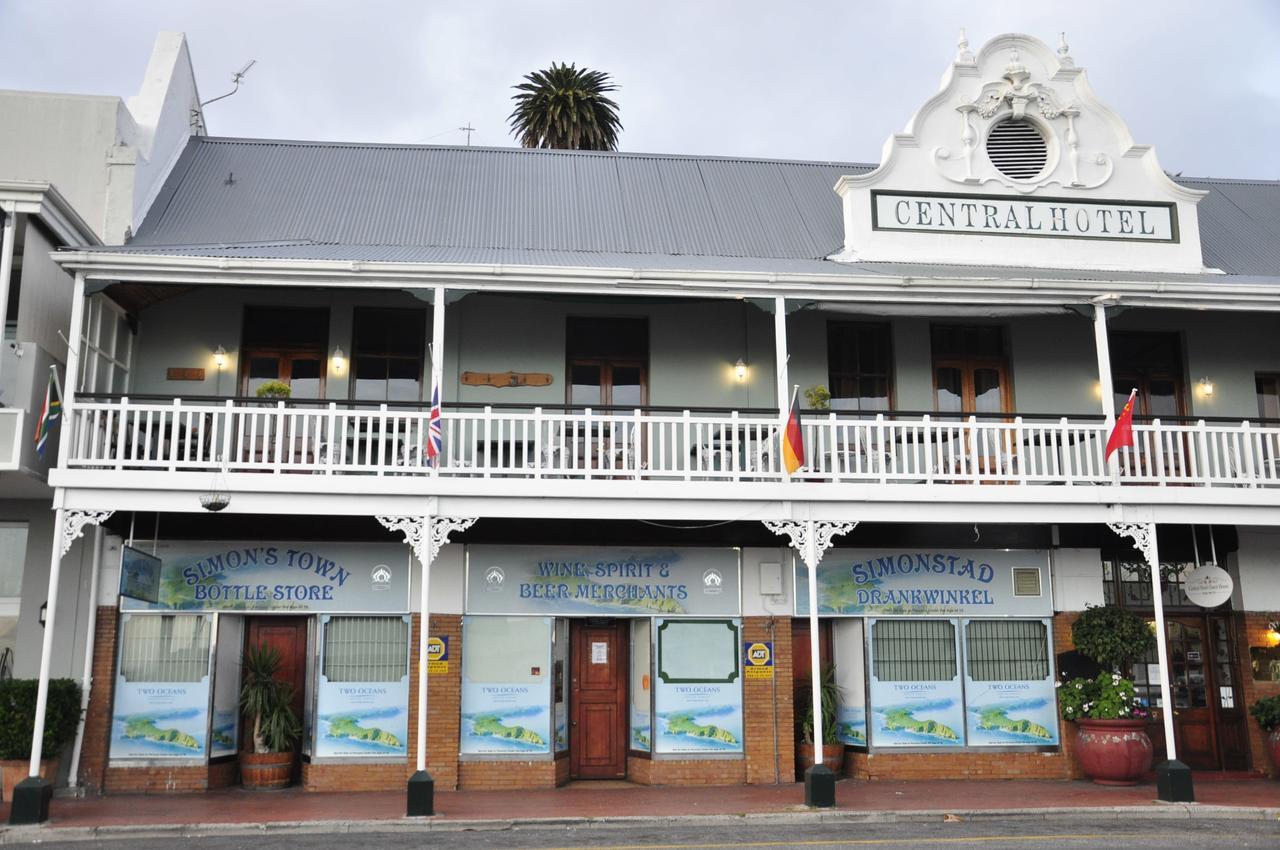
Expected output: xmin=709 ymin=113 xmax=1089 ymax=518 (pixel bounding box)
xmin=781 ymin=386 xmax=805 ymax=474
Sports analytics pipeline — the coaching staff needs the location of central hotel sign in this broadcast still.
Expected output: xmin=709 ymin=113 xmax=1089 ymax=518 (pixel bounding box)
xmin=872 ymin=191 xmax=1177 ymax=243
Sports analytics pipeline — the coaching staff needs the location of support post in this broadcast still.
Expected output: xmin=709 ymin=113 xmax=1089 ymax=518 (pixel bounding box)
xmin=1093 ymin=303 xmax=1119 ymax=478
xmin=0 ymin=207 xmax=16 ymax=385
xmin=11 ymin=506 xmax=112 ymax=824
xmin=773 ymin=296 xmax=789 ymax=417
xmin=68 ymin=525 xmax=105 ymax=788
xmin=56 ymin=272 xmax=88 ymax=471
xmin=377 ymin=512 xmax=476 ymax=817
xmin=1108 ymin=521 xmax=1193 ymax=802
xmin=762 ymin=518 xmax=856 ymax=808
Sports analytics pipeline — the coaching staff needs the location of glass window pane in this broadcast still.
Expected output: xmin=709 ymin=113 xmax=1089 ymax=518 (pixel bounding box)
xmin=935 ymin=368 xmax=963 ymax=413
xmin=289 ymin=357 xmax=322 ymax=398
xmin=657 ymin=620 xmax=738 ymax=682
xmin=630 ymin=619 xmax=652 ymax=751
xmin=0 ymin=525 xmax=27 ymax=597
xmin=1257 ymin=375 xmax=1280 ymax=419
xmin=611 ymin=366 xmax=642 ymax=408
xmin=570 ymin=363 xmax=603 ymax=407
xmin=973 ymin=368 xmax=1002 ymax=413
xmin=1148 ymin=379 xmax=1178 ymax=417
xmin=322 ymin=616 xmax=408 ymax=683
xmin=965 ymin=620 xmax=1049 ymax=681
xmin=119 ymin=615 xmax=211 ymax=683
xmin=246 ymin=356 xmax=279 ymax=396
xmin=871 ymin=619 xmax=956 ymax=682
xmin=0 ymin=616 xmax=16 ymax=678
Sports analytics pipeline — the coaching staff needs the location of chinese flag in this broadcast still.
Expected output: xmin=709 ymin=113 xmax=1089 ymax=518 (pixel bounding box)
xmin=1105 ymin=389 xmax=1138 ymax=459
xmin=781 ymin=386 xmax=805 ymax=474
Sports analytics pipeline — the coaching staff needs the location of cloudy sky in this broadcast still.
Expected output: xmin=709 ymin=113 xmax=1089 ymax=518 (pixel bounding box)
xmin=4 ymin=1 xmax=1280 ymax=178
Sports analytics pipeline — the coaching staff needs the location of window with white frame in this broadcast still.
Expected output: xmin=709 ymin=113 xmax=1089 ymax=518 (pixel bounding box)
xmin=118 ymin=614 xmax=212 ymax=683
xmin=0 ymin=523 xmax=25 ymax=677
xmin=321 ymin=616 xmax=409 ymax=682
xmin=78 ymin=294 xmax=132 ymax=395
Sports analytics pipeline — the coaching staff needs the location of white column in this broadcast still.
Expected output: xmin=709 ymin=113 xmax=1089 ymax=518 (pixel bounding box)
xmin=56 ymin=272 xmax=88 ymax=470
xmin=27 ymin=507 xmax=66 ymax=776
xmin=1092 ymin=303 xmax=1116 ymax=423
xmin=415 ymin=514 xmax=433 ymax=773
xmin=67 ymin=525 xmax=105 ymax=787
xmin=773 ymin=296 xmax=789 ymax=414
xmin=0 ymin=208 xmax=16 ymax=384
xmin=1146 ymin=529 xmax=1178 ymax=760
xmin=431 ymin=286 xmax=445 ymax=390
xmin=804 ymin=521 xmax=823 ymax=766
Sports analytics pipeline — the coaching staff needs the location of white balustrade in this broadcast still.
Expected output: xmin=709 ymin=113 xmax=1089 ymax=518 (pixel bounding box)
xmin=63 ymin=398 xmax=1280 ymax=488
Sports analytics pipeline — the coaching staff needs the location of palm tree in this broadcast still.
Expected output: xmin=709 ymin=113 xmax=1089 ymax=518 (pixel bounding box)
xmin=508 ymin=62 xmax=622 ymax=151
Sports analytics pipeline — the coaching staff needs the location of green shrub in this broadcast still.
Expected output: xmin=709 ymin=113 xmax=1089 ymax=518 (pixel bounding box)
xmin=1057 ymin=672 xmax=1147 ymax=721
xmin=0 ymin=679 xmax=82 ymax=760
xmin=1071 ymin=604 xmax=1155 ymax=673
xmin=1250 ymin=695 xmax=1280 ymax=731
xmin=254 ymin=380 xmax=292 ymax=400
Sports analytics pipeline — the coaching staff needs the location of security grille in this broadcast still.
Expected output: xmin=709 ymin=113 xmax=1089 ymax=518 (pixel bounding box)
xmin=322 ymin=616 xmax=408 ymax=683
xmin=965 ymin=620 xmax=1049 ymax=681
xmin=871 ymin=619 xmax=956 ymax=681
xmin=119 ymin=615 xmax=211 ymax=683
xmin=986 ymin=119 xmax=1048 ymax=180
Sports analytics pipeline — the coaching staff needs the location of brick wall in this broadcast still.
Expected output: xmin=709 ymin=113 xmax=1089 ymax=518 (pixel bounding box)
xmin=408 ymin=613 xmax=463 ymax=791
xmin=743 ymin=617 xmax=793 ymax=785
xmin=1240 ymin=612 xmax=1280 ymax=777
xmin=458 ymin=760 xmax=559 ymax=789
xmin=302 ymin=760 xmax=406 ymax=792
xmin=628 ymin=755 xmax=747 ymax=785
xmin=77 ymin=607 xmax=119 ymax=793
xmin=103 ymin=764 xmax=217 ymax=793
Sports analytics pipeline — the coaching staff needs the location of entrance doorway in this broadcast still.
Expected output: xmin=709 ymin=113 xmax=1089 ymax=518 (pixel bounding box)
xmin=570 ymin=620 xmax=628 ymax=779
xmin=244 ymin=616 xmax=309 ymax=780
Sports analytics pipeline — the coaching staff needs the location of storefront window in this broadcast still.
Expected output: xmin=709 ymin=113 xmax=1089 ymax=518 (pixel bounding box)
xmin=868 ymin=619 xmax=965 ymax=747
xmin=0 ymin=523 xmax=26 ymax=677
xmin=832 ymin=619 xmax=866 ymax=747
xmin=962 ymin=619 xmax=1059 ymax=746
xmin=965 ymin=620 xmax=1049 ymax=681
xmin=210 ymin=615 xmax=243 ymax=758
xmin=554 ymin=618 xmax=568 ymax=753
xmin=630 ymin=619 xmax=652 ymax=752
xmin=111 ymin=614 xmax=213 ymax=760
xmin=315 ymin=615 xmax=410 ymax=759
xmin=871 ymin=619 xmax=957 ymax=681
xmin=654 ymin=619 xmax=742 ymax=754
xmin=460 ymin=616 xmax=552 ymax=755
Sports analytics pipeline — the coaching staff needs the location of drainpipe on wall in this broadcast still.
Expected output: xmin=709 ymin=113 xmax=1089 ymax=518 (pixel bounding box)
xmin=0 ymin=207 xmax=16 ymax=386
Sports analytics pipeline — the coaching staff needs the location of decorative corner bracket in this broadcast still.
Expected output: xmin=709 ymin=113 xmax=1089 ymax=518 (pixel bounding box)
xmin=1107 ymin=521 xmax=1157 ymax=568
xmin=762 ymin=519 xmax=857 ymax=569
xmin=376 ymin=515 xmax=477 ymax=567
xmin=61 ymin=510 xmax=114 ymax=557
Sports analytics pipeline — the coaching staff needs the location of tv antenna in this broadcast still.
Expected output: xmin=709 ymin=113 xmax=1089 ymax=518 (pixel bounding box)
xmin=201 ymin=59 xmax=257 ymax=107
xmin=459 ymin=124 xmax=475 ymax=145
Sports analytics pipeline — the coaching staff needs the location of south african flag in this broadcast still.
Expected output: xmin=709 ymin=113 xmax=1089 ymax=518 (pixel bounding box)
xmin=34 ymin=368 xmax=60 ymax=458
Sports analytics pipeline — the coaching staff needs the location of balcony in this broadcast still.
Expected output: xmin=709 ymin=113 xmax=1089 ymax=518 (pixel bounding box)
xmin=62 ymin=395 xmax=1280 ymax=491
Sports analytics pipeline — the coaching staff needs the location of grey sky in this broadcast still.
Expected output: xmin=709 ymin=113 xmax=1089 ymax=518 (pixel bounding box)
xmin=4 ymin=1 xmax=1279 ymax=179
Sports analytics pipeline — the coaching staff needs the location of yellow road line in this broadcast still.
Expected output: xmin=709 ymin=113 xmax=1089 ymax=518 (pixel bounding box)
xmin=530 ymin=833 xmax=1133 ymax=850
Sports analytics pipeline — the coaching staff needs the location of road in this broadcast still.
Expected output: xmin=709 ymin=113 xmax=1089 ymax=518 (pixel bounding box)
xmin=9 ymin=816 xmax=1278 ymax=849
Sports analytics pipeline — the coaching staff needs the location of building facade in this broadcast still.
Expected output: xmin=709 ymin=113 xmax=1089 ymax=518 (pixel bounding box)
xmin=31 ymin=32 xmax=1280 ymax=797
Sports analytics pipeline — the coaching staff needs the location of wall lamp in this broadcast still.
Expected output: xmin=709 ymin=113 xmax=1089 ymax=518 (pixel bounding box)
xmin=332 ymin=346 xmax=346 ymax=374
xmin=1198 ymin=377 xmax=1215 ymax=398
xmin=213 ymin=345 xmax=227 ymax=370
xmin=1267 ymin=619 xmax=1280 ymax=647
xmin=734 ymin=358 xmax=747 ymax=382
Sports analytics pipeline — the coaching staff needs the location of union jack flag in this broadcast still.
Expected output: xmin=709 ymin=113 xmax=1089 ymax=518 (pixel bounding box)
xmin=426 ymin=381 xmax=442 ymax=465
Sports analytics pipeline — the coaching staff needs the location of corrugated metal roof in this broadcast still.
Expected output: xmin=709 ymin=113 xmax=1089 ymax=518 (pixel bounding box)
xmin=122 ymin=137 xmax=1280 ymax=278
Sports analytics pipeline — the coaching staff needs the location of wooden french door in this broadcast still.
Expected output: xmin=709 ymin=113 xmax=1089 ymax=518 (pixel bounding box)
xmin=1138 ymin=615 xmax=1247 ymax=770
xmin=568 ymin=360 xmax=648 ymax=408
xmin=570 ymin=620 xmax=628 ymax=779
xmin=241 ymin=350 xmax=325 ymax=399
xmin=245 ymin=617 xmax=309 ymax=775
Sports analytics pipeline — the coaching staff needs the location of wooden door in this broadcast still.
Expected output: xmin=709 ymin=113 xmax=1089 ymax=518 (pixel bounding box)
xmin=1164 ymin=616 xmax=1218 ymax=770
xmin=570 ymin=620 xmax=627 ymax=779
xmin=245 ymin=617 xmax=309 ymax=763
xmin=241 ymin=350 xmax=325 ymax=399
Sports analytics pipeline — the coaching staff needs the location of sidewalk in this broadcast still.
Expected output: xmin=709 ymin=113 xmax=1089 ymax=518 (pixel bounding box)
xmin=0 ymin=777 xmax=1277 ymax=841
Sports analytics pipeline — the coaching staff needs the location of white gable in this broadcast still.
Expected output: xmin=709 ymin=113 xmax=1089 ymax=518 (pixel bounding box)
xmin=831 ymin=32 xmax=1209 ymax=274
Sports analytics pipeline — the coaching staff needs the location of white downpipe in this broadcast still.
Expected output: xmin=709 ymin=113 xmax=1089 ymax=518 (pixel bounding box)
xmin=805 ymin=521 xmax=823 ymax=767
xmin=773 ymin=297 xmax=789 ymax=417
xmin=416 ymin=515 xmax=433 ymax=774
xmin=67 ymin=525 xmax=104 ymax=788
xmin=57 ymin=273 xmax=88 ymax=470
xmin=0 ymin=208 xmax=16 ymax=384
xmin=1145 ymin=525 xmax=1178 ymax=761
xmin=28 ymin=506 xmax=66 ymax=776
xmin=1093 ymin=303 xmax=1116 ymax=424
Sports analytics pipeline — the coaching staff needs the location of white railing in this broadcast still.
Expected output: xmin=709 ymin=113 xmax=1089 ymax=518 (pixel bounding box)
xmin=63 ymin=398 xmax=1280 ymax=489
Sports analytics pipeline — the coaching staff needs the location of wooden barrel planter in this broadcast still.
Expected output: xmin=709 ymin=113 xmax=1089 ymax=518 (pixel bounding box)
xmin=240 ymin=751 xmax=294 ymax=789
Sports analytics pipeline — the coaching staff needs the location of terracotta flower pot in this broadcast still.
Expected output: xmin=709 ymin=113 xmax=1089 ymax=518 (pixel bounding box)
xmin=240 ymin=750 xmax=294 ymax=789
xmin=1268 ymin=728 xmax=1280 ymax=776
xmin=796 ymin=742 xmax=845 ymax=778
xmin=1074 ymin=718 xmax=1152 ymax=786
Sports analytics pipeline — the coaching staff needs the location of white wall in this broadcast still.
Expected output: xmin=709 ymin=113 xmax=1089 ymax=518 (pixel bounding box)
xmin=1233 ymin=527 xmax=1280 ymax=611
xmin=17 ymin=223 xmax=73 ymax=362
xmin=741 ymin=546 xmax=792 ymax=618
xmin=1051 ymin=547 xmax=1105 ymax=612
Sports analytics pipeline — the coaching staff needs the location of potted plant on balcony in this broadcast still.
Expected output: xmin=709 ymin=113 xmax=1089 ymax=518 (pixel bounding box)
xmin=0 ymin=679 xmax=80 ymax=801
xmin=1058 ymin=604 xmax=1157 ymax=785
xmin=803 ymin=385 xmax=831 ymax=411
xmin=1248 ymin=695 xmax=1280 ymax=776
xmin=239 ymin=644 xmax=301 ymax=790
xmin=796 ymin=665 xmax=844 ymax=778
xmin=255 ymin=380 xmax=291 ymax=401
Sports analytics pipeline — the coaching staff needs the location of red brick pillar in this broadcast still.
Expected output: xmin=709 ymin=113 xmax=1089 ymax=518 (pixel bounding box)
xmin=1240 ymin=613 xmax=1280 ymax=776
xmin=407 ymin=613 xmax=462 ymax=790
xmin=743 ymin=617 xmax=794 ymax=784
xmin=76 ymin=607 xmax=119 ymax=793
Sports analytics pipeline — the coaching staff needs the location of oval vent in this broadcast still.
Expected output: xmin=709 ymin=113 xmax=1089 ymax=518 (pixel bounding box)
xmin=986 ymin=119 xmax=1048 ymax=180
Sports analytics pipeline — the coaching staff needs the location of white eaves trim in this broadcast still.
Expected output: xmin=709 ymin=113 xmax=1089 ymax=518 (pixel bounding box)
xmin=0 ymin=181 xmax=101 ymax=248
xmin=54 ymin=249 xmax=1280 ymax=312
